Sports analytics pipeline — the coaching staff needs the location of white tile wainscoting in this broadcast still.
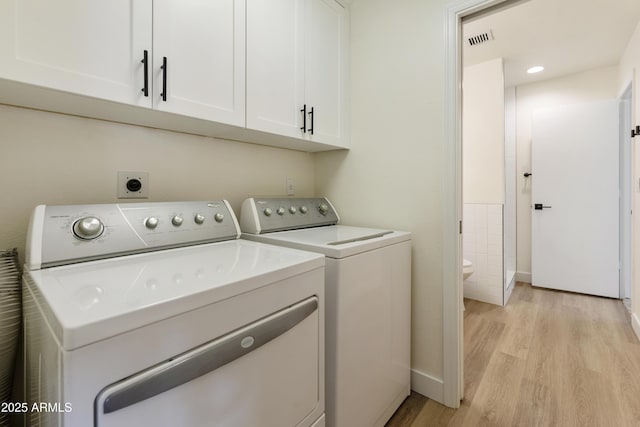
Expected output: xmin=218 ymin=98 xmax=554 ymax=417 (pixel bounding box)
xmin=463 ymin=203 xmax=504 ymax=306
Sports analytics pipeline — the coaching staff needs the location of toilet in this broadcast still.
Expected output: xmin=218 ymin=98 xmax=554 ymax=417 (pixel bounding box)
xmin=463 ymin=258 xmax=474 ymax=280
xmin=462 ymin=259 xmax=473 ymax=311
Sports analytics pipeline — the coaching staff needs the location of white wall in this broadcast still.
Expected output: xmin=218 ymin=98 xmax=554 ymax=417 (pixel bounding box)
xmin=462 ymin=58 xmax=506 ymax=306
xmin=463 ymin=58 xmax=505 ymax=204
xmin=504 ymin=86 xmax=517 ymax=297
xmin=619 ymin=20 xmax=640 ymax=339
xmin=314 ymin=0 xmax=450 ymax=399
xmin=0 ymin=104 xmax=315 ymax=260
xmin=462 ymin=203 xmax=503 ymax=306
xmin=619 ymin=21 xmax=640 ymax=93
xmin=514 ymin=66 xmax=619 ymax=278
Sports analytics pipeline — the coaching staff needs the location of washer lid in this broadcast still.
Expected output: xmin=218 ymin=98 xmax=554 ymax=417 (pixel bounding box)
xmin=25 ymin=240 xmax=324 ymax=351
xmin=243 ymin=225 xmax=411 ymax=258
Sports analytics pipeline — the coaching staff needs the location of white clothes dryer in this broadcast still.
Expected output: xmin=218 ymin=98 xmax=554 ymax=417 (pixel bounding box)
xmin=240 ymin=197 xmax=411 ymax=427
xmin=23 ymin=201 xmax=325 ymax=427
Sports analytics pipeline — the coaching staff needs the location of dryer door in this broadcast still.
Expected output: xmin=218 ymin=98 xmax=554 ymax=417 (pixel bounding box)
xmin=95 ymin=297 xmax=320 ymax=427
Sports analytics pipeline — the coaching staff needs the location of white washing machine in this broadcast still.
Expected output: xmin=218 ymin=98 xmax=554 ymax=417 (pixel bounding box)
xmin=22 ymin=200 xmax=326 ymax=427
xmin=240 ymin=197 xmax=411 ymax=427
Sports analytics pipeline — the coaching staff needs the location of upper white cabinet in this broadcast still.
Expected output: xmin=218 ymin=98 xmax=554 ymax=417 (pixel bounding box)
xmin=305 ymin=0 xmax=348 ymax=146
xmin=0 ymin=0 xmax=244 ymax=126
xmin=153 ymin=0 xmax=245 ymax=126
xmin=0 ymin=0 xmax=347 ymax=151
xmin=246 ymin=0 xmax=305 ymax=139
xmin=0 ymin=0 xmax=152 ymax=107
xmin=247 ymin=0 xmax=349 ymax=147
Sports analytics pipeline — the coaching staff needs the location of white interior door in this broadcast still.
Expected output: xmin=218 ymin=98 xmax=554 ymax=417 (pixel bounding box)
xmin=532 ymin=101 xmax=619 ymax=298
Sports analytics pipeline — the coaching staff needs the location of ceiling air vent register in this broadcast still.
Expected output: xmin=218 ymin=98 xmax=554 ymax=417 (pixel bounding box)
xmin=467 ymin=30 xmax=494 ymax=46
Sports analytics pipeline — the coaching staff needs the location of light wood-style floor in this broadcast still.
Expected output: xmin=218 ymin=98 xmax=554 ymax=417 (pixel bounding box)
xmin=386 ymin=282 xmax=640 ymax=426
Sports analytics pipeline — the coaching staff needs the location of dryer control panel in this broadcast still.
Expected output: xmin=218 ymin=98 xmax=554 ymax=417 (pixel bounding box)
xmin=240 ymin=197 xmax=339 ymax=234
xmin=26 ymin=201 xmax=240 ymax=269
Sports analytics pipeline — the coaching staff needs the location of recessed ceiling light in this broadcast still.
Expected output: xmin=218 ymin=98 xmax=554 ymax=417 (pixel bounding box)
xmin=527 ymin=66 xmax=544 ymax=74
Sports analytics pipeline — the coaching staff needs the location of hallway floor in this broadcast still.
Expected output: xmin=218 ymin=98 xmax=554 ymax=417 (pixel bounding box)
xmin=386 ymin=282 xmax=640 ymax=426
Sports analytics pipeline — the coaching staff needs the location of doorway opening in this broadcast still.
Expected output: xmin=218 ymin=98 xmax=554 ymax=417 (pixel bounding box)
xmin=444 ymin=0 xmax=640 ymax=408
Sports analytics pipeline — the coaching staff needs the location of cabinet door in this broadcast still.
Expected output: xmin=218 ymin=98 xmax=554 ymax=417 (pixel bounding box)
xmin=0 ymin=0 xmax=152 ymax=107
xmin=305 ymin=0 xmax=348 ymax=146
xmin=246 ymin=0 xmax=305 ymax=138
xmin=153 ymin=0 xmax=245 ymax=126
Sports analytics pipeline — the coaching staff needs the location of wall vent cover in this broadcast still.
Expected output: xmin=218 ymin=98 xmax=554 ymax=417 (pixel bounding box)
xmin=467 ymin=30 xmax=494 ymax=46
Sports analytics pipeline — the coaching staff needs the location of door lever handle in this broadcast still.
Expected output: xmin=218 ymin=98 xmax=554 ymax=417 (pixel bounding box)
xmin=534 ymin=204 xmax=552 ymax=210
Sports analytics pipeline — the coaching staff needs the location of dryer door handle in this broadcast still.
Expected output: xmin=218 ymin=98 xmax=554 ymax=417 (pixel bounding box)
xmin=96 ymin=296 xmax=318 ymax=415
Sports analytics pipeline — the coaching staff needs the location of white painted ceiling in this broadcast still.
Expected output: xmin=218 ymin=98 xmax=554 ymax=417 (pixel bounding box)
xmin=462 ymin=0 xmax=640 ymax=87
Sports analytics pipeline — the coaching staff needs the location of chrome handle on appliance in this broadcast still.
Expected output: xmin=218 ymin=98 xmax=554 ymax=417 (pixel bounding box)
xmin=97 ymin=297 xmax=318 ymax=415
xmin=160 ymin=56 xmax=167 ymax=102
xmin=300 ymin=104 xmax=307 ymax=133
xmin=327 ymin=230 xmax=394 ymax=246
xmin=308 ymin=107 xmax=314 ymax=135
xmin=141 ymin=50 xmax=149 ymax=97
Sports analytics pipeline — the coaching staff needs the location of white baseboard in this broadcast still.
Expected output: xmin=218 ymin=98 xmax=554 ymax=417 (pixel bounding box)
xmin=411 ymin=369 xmax=444 ymax=404
xmin=632 ymin=313 xmax=640 ymax=343
xmin=515 ymin=271 xmax=532 ymax=283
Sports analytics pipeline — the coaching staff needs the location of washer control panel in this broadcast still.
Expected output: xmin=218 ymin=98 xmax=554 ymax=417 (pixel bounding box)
xmin=240 ymin=197 xmax=339 ymax=234
xmin=28 ymin=201 xmax=240 ymax=269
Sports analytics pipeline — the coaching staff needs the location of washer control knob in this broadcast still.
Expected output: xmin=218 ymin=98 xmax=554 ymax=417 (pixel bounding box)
xmin=194 ymin=214 xmax=206 ymax=225
xmin=277 ymin=207 xmax=285 ymax=216
xmin=263 ymin=208 xmax=273 ymax=217
xmin=214 ymin=213 xmax=224 ymax=223
xmin=289 ymin=206 xmax=297 ymax=214
xmin=144 ymin=217 xmax=159 ymax=230
xmin=299 ymin=206 xmax=308 ymax=214
xmin=318 ymin=203 xmax=329 ymax=215
xmin=73 ymin=217 xmax=104 ymax=240
xmin=172 ymin=216 xmax=183 ymax=227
